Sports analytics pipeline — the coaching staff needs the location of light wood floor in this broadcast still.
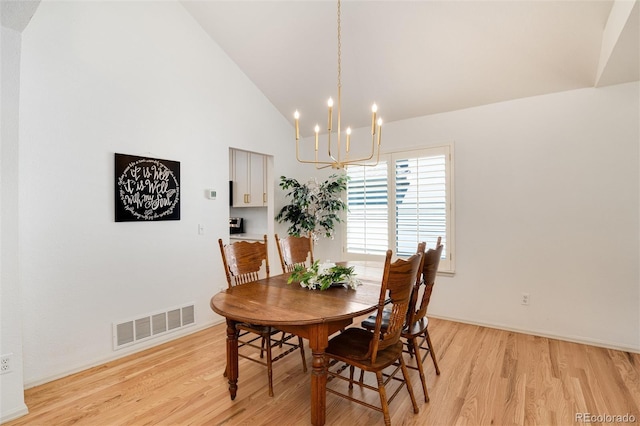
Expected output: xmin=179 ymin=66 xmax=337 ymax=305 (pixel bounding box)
xmin=5 ymin=318 xmax=639 ymax=426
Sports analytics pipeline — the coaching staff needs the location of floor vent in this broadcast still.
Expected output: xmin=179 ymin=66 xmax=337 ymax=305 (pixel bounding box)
xmin=113 ymin=303 xmax=195 ymax=350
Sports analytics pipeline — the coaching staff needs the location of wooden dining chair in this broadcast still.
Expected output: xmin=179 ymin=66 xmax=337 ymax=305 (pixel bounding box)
xmin=218 ymin=236 xmax=307 ymax=397
xmin=402 ymin=237 xmax=444 ymax=399
xmin=324 ymin=249 xmax=424 ymax=426
xmin=274 ymin=233 xmax=314 ymax=273
xmin=360 ymin=237 xmax=443 ymax=402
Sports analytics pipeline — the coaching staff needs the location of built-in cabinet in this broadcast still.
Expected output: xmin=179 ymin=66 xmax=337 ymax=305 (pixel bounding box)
xmin=228 ymin=148 xmax=272 ymax=246
xmin=230 ymin=149 xmax=267 ymax=207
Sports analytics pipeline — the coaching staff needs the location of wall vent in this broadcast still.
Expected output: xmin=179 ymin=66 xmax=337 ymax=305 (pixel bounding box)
xmin=113 ymin=303 xmax=196 ymax=350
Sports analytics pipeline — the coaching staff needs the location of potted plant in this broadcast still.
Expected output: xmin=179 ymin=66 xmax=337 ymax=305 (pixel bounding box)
xmin=275 ymin=174 xmax=348 ymax=242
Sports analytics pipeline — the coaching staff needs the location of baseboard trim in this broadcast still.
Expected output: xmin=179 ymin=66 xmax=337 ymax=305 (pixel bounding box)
xmin=0 ymin=403 xmax=29 ymax=423
xmin=429 ymin=314 xmax=640 ymax=354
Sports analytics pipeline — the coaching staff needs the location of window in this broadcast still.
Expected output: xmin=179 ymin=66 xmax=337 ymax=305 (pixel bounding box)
xmin=345 ymin=145 xmax=454 ymax=273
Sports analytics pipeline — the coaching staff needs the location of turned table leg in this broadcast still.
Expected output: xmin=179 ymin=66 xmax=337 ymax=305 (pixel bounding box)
xmin=309 ymin=325 xmax=329 ymax=426
xmin=225 ymin=318 xmax=239 ymax=400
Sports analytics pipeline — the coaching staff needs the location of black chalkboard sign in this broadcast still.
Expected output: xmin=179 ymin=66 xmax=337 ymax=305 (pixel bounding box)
xmin=114 ymin=153 xmax=180 ymax=222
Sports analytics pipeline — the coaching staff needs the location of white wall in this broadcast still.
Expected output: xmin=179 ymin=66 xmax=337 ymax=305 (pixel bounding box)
xmin=17 ymin=0 xmax=295 ymax=388
xmin=332 ymin=82 xmax=640 ymax=351
xmin=1 ymin=25 xmax=29 ymax=422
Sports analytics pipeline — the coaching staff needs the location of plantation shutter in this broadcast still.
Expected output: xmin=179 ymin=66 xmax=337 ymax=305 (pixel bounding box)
xmin=346 ymin=161 xmax=389 ymax=255
xmin=345 ymin=145 xmax=453 ymax=272
xmin=394 ymin=152 xmax=447 ymax=258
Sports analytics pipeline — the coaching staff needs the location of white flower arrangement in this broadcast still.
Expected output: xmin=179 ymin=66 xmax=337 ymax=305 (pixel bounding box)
xmin=287 ymin=260 xmax=361 ymax=291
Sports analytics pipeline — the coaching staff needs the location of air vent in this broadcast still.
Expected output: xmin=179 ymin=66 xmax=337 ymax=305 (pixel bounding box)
xmin=113 ymin=303 xmax=196 ymax=350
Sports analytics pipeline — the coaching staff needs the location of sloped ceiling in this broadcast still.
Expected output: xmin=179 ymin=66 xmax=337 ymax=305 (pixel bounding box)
xmin=1 ymin=0 xmax=41 ymax=32
xmin=181 ymin=0 xmax=639 ymax=136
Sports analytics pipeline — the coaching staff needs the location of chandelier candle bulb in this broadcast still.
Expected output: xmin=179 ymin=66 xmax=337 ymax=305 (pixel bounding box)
xmin=294 ymin=110 xmax=300 ymax=140
xmin=371 ymin=103 xmax=377 ymax=135
xmin=377 ymin=119 xmax=382 ymax=146
xmin=346 ymin=127 xmax=351 ymax=152
xmin=327 ymin=98 xmax=333 ymax=131
xmin=314 ymin=125 xmax=320 ymax=151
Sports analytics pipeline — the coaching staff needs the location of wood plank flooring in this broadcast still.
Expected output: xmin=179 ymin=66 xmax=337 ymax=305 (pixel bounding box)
xmin=5 ymin=318 xmax=639 ymax=426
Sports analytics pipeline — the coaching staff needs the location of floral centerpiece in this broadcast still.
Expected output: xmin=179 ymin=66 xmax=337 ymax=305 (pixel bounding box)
xmin=288 ymin=260 xmax=361 ymax=291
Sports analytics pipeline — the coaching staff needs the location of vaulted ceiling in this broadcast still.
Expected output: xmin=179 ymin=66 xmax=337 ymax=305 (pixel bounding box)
xmin=181 ymin=0 xmax=639 ymax=136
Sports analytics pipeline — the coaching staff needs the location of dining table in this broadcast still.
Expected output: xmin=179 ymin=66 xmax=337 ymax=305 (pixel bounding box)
xmin=210 ymin=261 xmax=386 ymax=426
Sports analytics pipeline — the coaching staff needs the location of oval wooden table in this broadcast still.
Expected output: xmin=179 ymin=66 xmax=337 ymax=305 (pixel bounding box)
xmin=210 ymin=261 xmax=385 ymax=426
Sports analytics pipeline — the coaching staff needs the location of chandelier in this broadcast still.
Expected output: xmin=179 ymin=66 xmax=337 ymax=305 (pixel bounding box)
xmin=294 ymin=0 xmax=382 ymax=170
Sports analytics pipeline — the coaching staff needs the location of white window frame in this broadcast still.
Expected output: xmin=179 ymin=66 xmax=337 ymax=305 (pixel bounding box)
xmin=342 ymin=144 xmax=455 ymax=274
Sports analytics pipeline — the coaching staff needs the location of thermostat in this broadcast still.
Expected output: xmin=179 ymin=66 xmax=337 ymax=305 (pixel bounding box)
xmin=206 ymin=189 xmax=216 ymax=200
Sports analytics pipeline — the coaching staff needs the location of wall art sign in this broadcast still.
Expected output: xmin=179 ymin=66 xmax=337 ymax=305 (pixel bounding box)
xmin=114 ymin=153 xmax=180 ymax=222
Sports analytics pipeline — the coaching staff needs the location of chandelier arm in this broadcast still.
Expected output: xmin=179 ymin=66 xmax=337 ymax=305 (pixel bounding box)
xmin=296 ymin=157 xmax=341 ymax=167
xmin=327 ymin=129 xmax=338 ymax=164
xmin=336 ymin=144 xmax=379 ymax=164
xmin=318 ymin=144 xmax=335 ymax=169
xmin=341 ymin=125 xmax=383 ymax=166
xmin=296 ymin=140 xmax=341 ymax=166
xmin=316 ymin=163 xmax=334 ymax=170
xmin=343 ymin=152 xmax=375 ymax=163
xmin=344 ymin=160 xmax=381 ymax=168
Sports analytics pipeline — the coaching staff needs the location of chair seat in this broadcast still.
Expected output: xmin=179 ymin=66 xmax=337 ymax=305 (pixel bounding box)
xmin=237 ymin=322 xmax=281 ymax=335
xmin=361 ymin=310 xmax=391 ymax=330
xmin=403 ymin=317 xmax=429 ymax=338
xmin=362 ymin=311 xmax=430 ymax=337
xmin=326 ymin=328 xmax=404 ymax=371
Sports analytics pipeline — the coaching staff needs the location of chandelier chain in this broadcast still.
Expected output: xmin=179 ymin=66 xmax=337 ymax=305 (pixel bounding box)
xmin=293 ymin=0 xmax=381 ymax=169
xmin=337 ymin=0 xmax=341 ymax=89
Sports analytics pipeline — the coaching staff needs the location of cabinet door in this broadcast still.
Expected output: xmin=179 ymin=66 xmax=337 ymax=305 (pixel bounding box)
xmin=231 ymin=150 xmax=266 ymax=207
xmin=231 ymin=149 xmax=248 ymax=207
xmin=249 ymin=152 xmax=266 ymax=206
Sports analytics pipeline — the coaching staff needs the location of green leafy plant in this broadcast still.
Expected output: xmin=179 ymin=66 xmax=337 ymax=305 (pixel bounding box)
xmin=287 ymin=260 xmax=360 ymax=290
xmin=275 ymin=174 xmax=348 ymax=242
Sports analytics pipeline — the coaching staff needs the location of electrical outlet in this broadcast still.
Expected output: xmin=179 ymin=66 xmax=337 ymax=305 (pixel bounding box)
xmin=521 ymin=293 xmax=530 ymax=306
xmin=1 ymin=353 xmax=13 ymax=375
